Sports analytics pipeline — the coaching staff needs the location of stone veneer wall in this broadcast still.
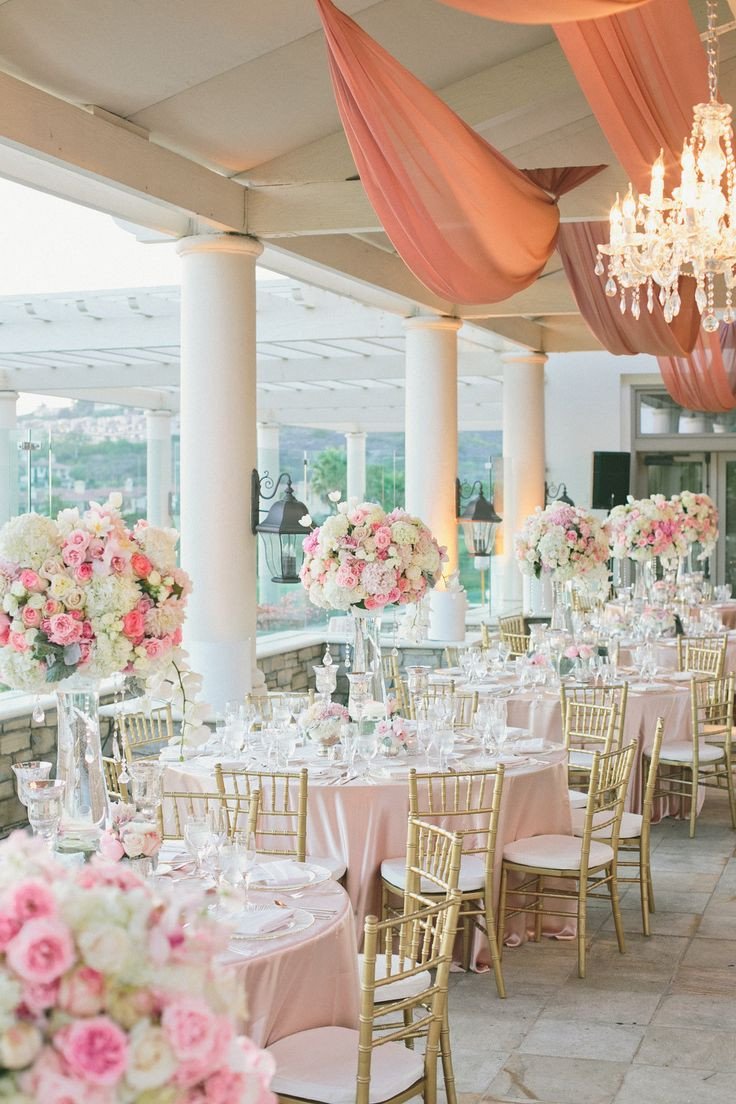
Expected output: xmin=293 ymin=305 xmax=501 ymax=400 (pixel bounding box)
xmin=0 ymin=706 xmax=117 ymax=835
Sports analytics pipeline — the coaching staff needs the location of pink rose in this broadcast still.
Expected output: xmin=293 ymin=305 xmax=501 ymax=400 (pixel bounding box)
xmin=8 ymin=880 xmax=56 ymax=922
xmin=0 ymin=909 xmax=21 ymax=949
xmin=374 ymin=526 xmax=392 ymax=551
xmin=47 ymin=613 xmax=82 ymax=646
xmin=58 ymin=966 xmax=106 ymax=1018
xmin=19 ymin=570 xmax=45 ymax=593
xmin=61 ymin=545 xmax=86 ymax=568
xmin=110 ymin=556 xmax=128 ymax=574
xmin=0 ymin=612 xmax=10 ymax=645
xmin=9 ymin=631 xmax=29 ymax=653
xmin=143 ymin=638 xmax=167 ymax=661
xmin=87 ymin=539 xmax=105 ymax=560
xmin=43 ymin=598 xmax=61 ymax=616
xmin=131 ymin=553 xmax=153 ymax=578
xmin=335 ymin=563 xmax=359 ymax=589
xmin=66 ymin=529 xmax=91 ymax=551
xmin=21 ymin=605 xmax=41 ymax=628
xmin=122 ymin=610 xmax=145 ymax=640
xmin=6 ymin=917 xmax=74 ymax=983
xmin=20 ymin=980 xmax=59 ymax=1016
xmin=75 ymin=562 xmax=94 ymax=583
xmin=162 ymin=997 xmax=222 ymax=1063
xmin=57 ymin=1016 xmax=128 ymax=1086
xmin=81 ymin=620 xmax=94 ymax=640
xmin=78 ymin=641 xmax=92 ymax=665
xmin=98 ymin=832 xmax=125 ymax=862
xmin=385 ymin=587 xmax=401 ymax=604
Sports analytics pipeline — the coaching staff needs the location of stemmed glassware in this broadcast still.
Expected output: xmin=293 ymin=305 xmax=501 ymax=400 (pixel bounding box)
xmin=128 ymin=760 xmax=164 ymax=820
xmin=25 ymin=779 xmax=65 ymax=848
xmin=356 ymin=729 xmax=379 ymax=781
xmin=12 ymin=760 xmax=52 ymax=807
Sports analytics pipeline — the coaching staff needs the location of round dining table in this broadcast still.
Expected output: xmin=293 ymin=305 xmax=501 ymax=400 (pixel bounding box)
xmin=162 ymin=744 xmax=573 ymax=960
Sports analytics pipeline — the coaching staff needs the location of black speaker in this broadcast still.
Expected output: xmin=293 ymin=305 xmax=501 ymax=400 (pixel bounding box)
xmin=592 ymin=451 xmax=630 ymax=510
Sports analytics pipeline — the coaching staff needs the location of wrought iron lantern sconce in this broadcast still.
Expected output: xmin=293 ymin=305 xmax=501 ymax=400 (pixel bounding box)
xmin=251 ymin=469 xmax=312 ymax=584
xmin=545 ymin=481 xmax=575 ymax=507
xmin=455 ymin=476 xmax=502 ymax=559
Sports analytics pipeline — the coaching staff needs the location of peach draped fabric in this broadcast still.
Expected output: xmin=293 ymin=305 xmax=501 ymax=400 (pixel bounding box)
xmin=522 ymin=164 xmax=606 ymax=198
xmin=315 ymin=0 xmax=560 ymax=304
xmin=440 ymin=0 xmax=652 ymax=23
xmin=659 ymin=329 xmax=736 ymax=413
xmin=558 ymin=221 xmax=700 ymax=357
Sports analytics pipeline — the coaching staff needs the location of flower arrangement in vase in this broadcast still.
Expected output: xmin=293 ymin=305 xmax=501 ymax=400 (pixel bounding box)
xmin=376 ymin=715 xmax=415 ymax=757
xmin=671 ymin=491 xmax=719 ymax=560
xmin=514 ymin=502 xmax=610 ymax=583
xmin=301 ymin=701 xmax=350 ymax=752
xmin=0 ymin=833 xmax=275 ymax=1103
xmin=606 ymin=495 xmax=688 ymax=563
xmin=99 ymin=803 xmax=162 ymax=869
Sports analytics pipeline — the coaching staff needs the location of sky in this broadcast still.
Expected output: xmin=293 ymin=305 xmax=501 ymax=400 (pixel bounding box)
xmin=0 ymin=177 xmax=277 ymax=413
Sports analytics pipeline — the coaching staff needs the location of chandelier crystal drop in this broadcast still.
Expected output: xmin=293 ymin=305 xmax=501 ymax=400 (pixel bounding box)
xmin=597 ymin=0 xmax=736 ymax=333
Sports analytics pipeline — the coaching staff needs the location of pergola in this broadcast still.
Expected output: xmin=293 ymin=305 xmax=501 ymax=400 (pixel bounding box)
xmin=0 ymin=0 xmax=722 ymax=704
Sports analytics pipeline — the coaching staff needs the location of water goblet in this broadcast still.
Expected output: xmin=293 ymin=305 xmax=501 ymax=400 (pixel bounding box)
xmin=436 ymin=728 xmax=455 ymax=772
xmin=498 ymin=641 xmax=511 ymax=669
xmin=128 ymin=760 xmax=164 ymax=819
xmin=25 ymin=779 xmax=65 ymax=848
xmin=11 ymin=760 xmax=52 ymax=807
xmin=357 ymin=730 xmax=379 ymax=781
xmin=276 ymin=726 xmax=298 ymax=769
xmin=184 ymin=814 xmax=217 ymax=878
xmin=339 ymin=723 xmax=358 ymax=770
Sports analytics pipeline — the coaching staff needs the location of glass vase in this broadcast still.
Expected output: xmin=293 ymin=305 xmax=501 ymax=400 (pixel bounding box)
xmin=350 ymin=608 xmax=386 ymax=708
xmin=632 ymin=559 xmax=652 ymax=605
xmin=55 ymin=676 xmax=109 ymax=834
xmin=550 ymin=579 xmax=568 ymax=631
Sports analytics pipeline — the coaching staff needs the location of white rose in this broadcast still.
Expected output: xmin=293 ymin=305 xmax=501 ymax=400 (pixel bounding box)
xmin=108 ymin=492 xmax=123 ymax=509
xmin=26 ymin=594 xmax=44 ymax=610
xmin=78 ymin=925 xmax=132 ymax=974
xmin=126 ymin=1021 xmax=176 ymax=1092
xmin=64 ymin=588 xmax=85 ymax=610
xmin=0 ymin=1023 xmax=43 ymax=1069
xmin=10 ymin=581 xmax=25 ymax=598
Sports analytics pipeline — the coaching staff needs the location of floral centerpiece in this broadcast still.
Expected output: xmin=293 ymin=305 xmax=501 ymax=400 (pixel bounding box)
xmin=301 ymin=701 xmax=350 ymax=751
xmin=671 ymin=491 xmax=719 ymax=560
xmin=299 ymin=500 xmax=444 ymax=612
xmin=376 ymin=715 xmax=414 ymax=757
xmin=0 ymin=833 xmax=275 ymax=1103
xmin=514 ymin=502 xmax=610 ymax=583
xmin=99 ymin=804 xmax=162 ymax=867
xmin=606 ymin=495 xmax=687 ymax=563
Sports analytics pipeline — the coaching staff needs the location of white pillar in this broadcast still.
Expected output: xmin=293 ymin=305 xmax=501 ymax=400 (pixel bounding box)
xmin=0 ymin=392 xmax=17 ymax=526
xmin=145 ymin=410 xmax=173 ymax=527
xmin=176 ymin=234 xmax=264 ymax=709
xmin=404 ymin=316 xmax=460 ymax=574
xmin=345 ymin=431 xmax=367 ymax=502
xmin=500 ymin=353 xmax=547 ymax=614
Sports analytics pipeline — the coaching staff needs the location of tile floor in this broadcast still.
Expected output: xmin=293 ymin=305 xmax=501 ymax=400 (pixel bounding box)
xmin=445 ymin=790 xmax=736 ymax=1104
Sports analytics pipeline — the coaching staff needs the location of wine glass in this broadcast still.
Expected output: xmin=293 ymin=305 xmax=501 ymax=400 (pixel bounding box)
xmin=12 ymin=761 xmax=52 ymax=807
xmin=498 ymin=641 xmax=511 ymax=669
xmin=339 ymin=723 xmax=358 ymax=770
xmin=25 ymin=779 xmax=65 ymax=848
xmin=436 ymin=728 xmax=455 ymax=772
xmin=357 ymin=730 xmax=379 ymax=781
xmin=184 ymin=814 xmax=216 ymax=878
xmin=276 ymin=727 xmax=298 ymax=769
xmin=128 ymin=760 xmax=164 ymax=819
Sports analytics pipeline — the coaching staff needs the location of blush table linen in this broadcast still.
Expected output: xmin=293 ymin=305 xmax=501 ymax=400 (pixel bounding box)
xmin=163 ymin=752 xmax=573 ymax=956
xmin=219 ymin=882 xmax=358 ymax=1047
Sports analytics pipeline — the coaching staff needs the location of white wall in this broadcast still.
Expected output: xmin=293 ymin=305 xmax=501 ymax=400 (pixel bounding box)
xmin=544 ymin=350 xmax=659 ymax=508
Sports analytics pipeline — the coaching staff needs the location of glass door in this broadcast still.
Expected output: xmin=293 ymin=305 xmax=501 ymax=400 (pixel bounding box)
xmin=637 ymin=452 xmax=707 ymax=499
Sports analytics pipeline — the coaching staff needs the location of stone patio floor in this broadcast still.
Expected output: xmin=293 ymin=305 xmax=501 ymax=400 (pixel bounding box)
xmin=444 ymin=789 xmax=736 ymax=1104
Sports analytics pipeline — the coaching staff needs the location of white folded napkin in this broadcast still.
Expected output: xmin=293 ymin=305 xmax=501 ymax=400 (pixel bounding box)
xmin=158 ymin=841 xmax=190 ymax=864
xmin=249 ymin=859 xmax=308 ymax=886
xmin=233 ymin=906 xmax=293 ymax=936
xmin=629 ymin=682 xmax=671 ymax=693
xmin=514 ymin=737 xmax=545 ymax=753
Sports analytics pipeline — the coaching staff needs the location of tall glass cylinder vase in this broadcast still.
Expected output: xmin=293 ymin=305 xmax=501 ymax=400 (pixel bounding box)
xmin=632 ymin=559 xmax=652 ymax=605
xmin=350 ymin=608 xmax=386 ymax=710
xmin=550 ymin=579 xmax=568 ymax=631
xmin=55 ymin=676 xmax=109 ymax=834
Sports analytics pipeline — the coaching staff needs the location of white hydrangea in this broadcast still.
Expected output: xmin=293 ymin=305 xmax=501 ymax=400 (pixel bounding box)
xmin=85 ymin=574 xmax=140 ymax=622
xmin=135 ymin=525 xmax=179 ymax=571
xmin=84 ymin=632 xmax=134 ymax=679
xmin=0 ymin=514 xmax=59 ymax=569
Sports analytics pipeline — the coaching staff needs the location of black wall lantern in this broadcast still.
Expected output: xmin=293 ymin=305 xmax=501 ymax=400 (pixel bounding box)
xmin=455 ymin=476 xmax=502 ymax=558
xmin=251 ymin=469 xmax=313 ymax=584
xmin=545 ymin=481 xmax=575 ymax=507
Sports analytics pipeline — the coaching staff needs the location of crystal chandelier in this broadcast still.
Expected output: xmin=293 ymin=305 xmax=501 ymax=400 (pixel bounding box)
xmin=596 ymin=0 xmax=736 ymax=333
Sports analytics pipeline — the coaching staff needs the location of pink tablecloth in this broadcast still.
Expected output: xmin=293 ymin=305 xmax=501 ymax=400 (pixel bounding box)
xmin=619 ymin=632 xmax=736 ymax=675
xmin=221 ymin=882 xmax=358 ymax=1047
xmin=164 ymin=754 xmax=572 ymax=953
xmin=713 ymin=603 xmax=736 ymax=630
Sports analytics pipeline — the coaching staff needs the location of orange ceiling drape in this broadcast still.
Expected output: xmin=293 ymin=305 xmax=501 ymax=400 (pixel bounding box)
xmin=439 ymin=1 xmax=652 ymax=23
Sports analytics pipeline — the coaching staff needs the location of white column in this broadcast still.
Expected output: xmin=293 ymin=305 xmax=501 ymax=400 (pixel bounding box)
xmin=0 ymin=392 xmax=17 ymax=526
xmin=145 ymin=410 xmax=173 ymax=527
xmin=404 ymin=316 xmax=460 ymax=574
xmin=345 ymin=430 xmax=367 ymax=502
xmin=500 ymin=353 xmax=547 ymax=614
xmin=176 ymin=234 xmax=264 ymax=709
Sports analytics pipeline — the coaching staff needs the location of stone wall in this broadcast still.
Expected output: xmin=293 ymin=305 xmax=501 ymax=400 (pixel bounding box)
xmin=0 ymin=707 xmax=117 ymax=836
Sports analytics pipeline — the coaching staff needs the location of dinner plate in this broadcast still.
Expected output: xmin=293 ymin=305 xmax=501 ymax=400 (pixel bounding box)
xmin=231 ymin=907 xmax=314 ymax=941
xmin=248 ymin=862 xmax=331 ymax=891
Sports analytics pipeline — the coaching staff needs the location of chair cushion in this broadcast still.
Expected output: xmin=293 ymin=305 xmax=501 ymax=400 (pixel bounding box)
xmin=503 ymin=833 xmax=614 ymax=871
xmin=658 ymin=742 xmax=725 ymax=764
xmin=568 ymin=750 xmax=594 ymax=769
xmin=255 ymin=852 xmax=346 ymax=881
xmin=380 ymin=852 xmax=486 ymax=894
xmin=358 ymin=953 xmax=431 ymax=1002
xmin=268 ymin=1025 xmax=424 ymax=1104
xmin=568 ymin=789 xmax=588 ymax=809
xmin=570 ymin=809 xmax=643 ymax=840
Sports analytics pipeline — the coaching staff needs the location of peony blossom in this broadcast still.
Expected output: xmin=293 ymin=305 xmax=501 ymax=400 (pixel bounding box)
xmin=57 ymin=1016 xmax=129 ymax=1085
xmin=5 ymin=917 xmax=74 ymax=984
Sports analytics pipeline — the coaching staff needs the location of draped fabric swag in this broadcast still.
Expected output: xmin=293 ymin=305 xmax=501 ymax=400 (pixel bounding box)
xmin=438 ymin=1 xmax=652 ymax=23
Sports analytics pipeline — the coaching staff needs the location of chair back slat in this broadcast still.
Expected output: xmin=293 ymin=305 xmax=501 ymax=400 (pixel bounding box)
xmin=677 ymin=635 xmax=728 ymax=678
xmin=214 ymin=765 xmax=308 ymax=861
xmin=579 ymin=741 xmax=637 ymax=860
xmin=563 ymin=699 xmax=618 ymax=757
xmin=118 ymin=703 xmax=173 ymax=759
xmin=158 ymin=788 xmax=259 ymax=841
xmin=561 ymin=684 xmax=628 ymax=749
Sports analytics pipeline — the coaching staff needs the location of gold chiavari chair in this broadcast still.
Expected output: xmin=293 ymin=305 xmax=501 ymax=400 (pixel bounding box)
xmin=362 ymin=820 xmax=463 ymax=1104
xmin=102 ymin=755 xmax=128 ymax=802
xmin=499 ymin=614 xmax=526 ymax=637
xmin=382 ymin=653 xmax=410 ymax=715
xmin=381 ymin=766 xmax=507 ymax=997
xmin=572 ymin=718 xmax=664 ymax=937
xmin=407 ymin=681 xmax=455 ymax=721
xmin=117 ymin=703 xmax=173 ymax=760
xmin=480 ymin=622 xmax=491 ymax=648
xmin=561 ymin=683 xmax=628 ymax=752
xmin=499 ymin=630 xmax=530 ymax=658
xmin=570 ymin=588 xmax=594 ymax=613
xmin=676 ymin=635 xmax=728 ymax=678
xmin=562 ymin=699 xmax=618 ymax=789
xmin=267 ymin=892 xmax=462 ymax=1104
xmin=214 ymin=765 xmax=346 ymax=880
xmin=158 ymin=787 xmax=259 ymax=841
xmin=450 ymin=691 xmax=479 ymax=729
xmin=498 ymin=741 xmax=637 ymax=979
xmin=652 ymin=675 xmax=736 ymax=838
